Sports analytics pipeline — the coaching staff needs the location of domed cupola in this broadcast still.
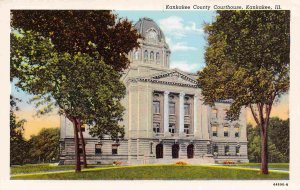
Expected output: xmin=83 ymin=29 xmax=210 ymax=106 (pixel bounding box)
xmin=129 ymin=17 xmax=171 ymax=69
xmin=134 ymin=17 xmax=166 ymax=43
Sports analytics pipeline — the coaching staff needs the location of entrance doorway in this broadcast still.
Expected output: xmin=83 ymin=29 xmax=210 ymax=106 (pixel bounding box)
xmin=187 ymin=144 xmax=194 ymax=159
xmin=172 ymin=144 xmax=179 ymax=158
xmin=156 ymin=144 xmax=163 ymax=158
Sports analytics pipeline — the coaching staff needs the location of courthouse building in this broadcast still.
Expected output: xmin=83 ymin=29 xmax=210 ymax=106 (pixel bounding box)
xmin=59 ymin=17 xmax=249 ymax=165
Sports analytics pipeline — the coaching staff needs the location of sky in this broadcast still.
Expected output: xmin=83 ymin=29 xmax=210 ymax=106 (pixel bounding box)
xmin=11 ymin=10 xmax=289 ymax=139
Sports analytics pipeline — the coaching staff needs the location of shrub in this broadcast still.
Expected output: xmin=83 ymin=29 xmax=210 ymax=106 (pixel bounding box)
xmin=112 ymin=161 xmax=122 ymax=166
xmin=223 ymin=160 xmax=235 ymax=165
xmin=175 ymin=161 xmax=187 ymax=166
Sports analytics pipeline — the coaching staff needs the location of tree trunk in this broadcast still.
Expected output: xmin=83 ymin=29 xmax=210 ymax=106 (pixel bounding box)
xmin=77 ymin=119 xmax=87 ymax=168
xmin=260 ymin=122 xmax=269 ymax=174
xmin=73 ymin=119 xmax=81 ymax=172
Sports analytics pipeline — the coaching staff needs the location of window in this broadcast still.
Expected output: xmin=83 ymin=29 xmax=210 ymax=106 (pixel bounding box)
xmin=184 ymin=104 xmax=190 ymax=115
xmin=184 ymin=124 xmax=190 ymax=134
xmin=236 ymin=145 xmax=240 ymax=154
xmin=212 ymin=125 xmax=218 ymax=137
xmin=156 ymin=52 xmax=160 ymax=63
xmin=150 ymin=142 xmax=153 ymax=154
xmin=213 ymin=145 xmax=218 ymax=154
xmin=112 ymin=144 xmax=118 ymax=155
xmin=153 ymin=101 xmax=160 ymax=114
xmin=144 ymin=50 xmax=148 ymax=62
xmin=153 ymin=123 xmax=160 ymax=133
xmin=79 ymin=144 xmax=83 ymax=155
xmin=150 ymin=51 xmax=154 ymax=61
xmin=212 ymin=108 xmax=218 ymax=118
xmin=95 ymin=144 xmax=102 ymax=155
xmin=225 ymin=145 xmax=230 ymax=155
xmin=169 ymin=124 xmax=175 ymax=133
xmin=207 ymin=144 xmax=211 ymax=154
xmin=235 ymin=126 xmax=240 ymax=137
xmin=224 ymin=126 xmax=229 ymax=137
xmin=134 ymin=51 xmax=139 ymax=60
xmin=169 ymin=102 xmax=175 ymax=115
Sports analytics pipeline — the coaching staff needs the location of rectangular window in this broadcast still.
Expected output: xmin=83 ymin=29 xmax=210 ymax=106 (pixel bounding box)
xmin=212 ymin=125 xmax=218 ymax=137
xmin=236 ymin=146 xmax=240 ymax=154
xmin=184 ymin=104 xmax=190 ymax=115
xmin=95 ymin=144 xmax=102 ymax=155
xmin=225 ymin=145 xmax=230 ymax=154
xmin=224 ymin=126 xmax=229 ymax=137
xmin=169 ymin=124 xmax=175 ymax=133
xmin=79 ymin=144 xmax=83 ymax=154
xmin=112 ymin=144 xmax=118 ymax=155
xmin=184 ymin=124 xmax=190 ymax=134
xmin=169 ymin=102 xmax=175 ymax=115
xmin=153 ymin=101 xmax=160 ymax=114
xmin=153 ymin=123 xmax=160 ymax=133
xmin=213 ymin=145 xmax=218 ymax=153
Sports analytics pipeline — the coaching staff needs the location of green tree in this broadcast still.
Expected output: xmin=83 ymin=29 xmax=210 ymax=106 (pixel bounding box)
xmin=247 ymin=118 xmax=289 ymax=163
xmin=198 ymin=11 xmax=289 ymax=174
xmin=11 ymin=10 xmax=139 ymax=172
xmin=10 ymin=96 xmax=30 ymax=165
xmin=29 ymin=128 xmax=60 ymax=163
xmin=269 ymin=117 xmax=289 ymax=162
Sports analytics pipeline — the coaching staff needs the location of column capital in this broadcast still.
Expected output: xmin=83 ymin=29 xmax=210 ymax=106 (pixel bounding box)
xmin=179 ymin=92 xmax=185 ymax=97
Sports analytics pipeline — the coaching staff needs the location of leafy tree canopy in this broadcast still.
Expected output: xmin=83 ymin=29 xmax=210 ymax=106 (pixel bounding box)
xmin=198 ymin=10 xmax=289 ymax=121
xmin=11 ymin=10 xmax=140 ymax=72
xmin=11 ymin=31 xmax=126 ymax=139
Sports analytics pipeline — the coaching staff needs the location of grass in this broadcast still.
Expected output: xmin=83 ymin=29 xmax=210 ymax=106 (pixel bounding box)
xmin=11 ymin=163 xmax=111 ymax=175
xmin=11 ymin=164 xmax=289 ymax=180
xmin=220 ymin=163 xmax=289 ymax=170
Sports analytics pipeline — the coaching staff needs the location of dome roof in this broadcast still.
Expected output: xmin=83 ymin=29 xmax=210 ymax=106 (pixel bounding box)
xmin=134 ymin=17 xmax=165 ymax=42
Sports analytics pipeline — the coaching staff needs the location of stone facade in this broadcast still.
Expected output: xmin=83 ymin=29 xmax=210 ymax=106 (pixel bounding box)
xmin=59 ymin=17 xmax=249 ymax=165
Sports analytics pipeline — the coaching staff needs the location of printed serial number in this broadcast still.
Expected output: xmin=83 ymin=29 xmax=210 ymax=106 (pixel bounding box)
xmin=273 ymin=182 xmax=288 ymax=186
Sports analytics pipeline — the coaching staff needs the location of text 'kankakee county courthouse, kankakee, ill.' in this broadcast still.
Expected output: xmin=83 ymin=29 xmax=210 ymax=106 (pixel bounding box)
xmin=59 ymin=17 xmax=249 ymax=165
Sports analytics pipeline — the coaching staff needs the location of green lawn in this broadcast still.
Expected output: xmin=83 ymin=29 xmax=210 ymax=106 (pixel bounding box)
xmin=221 ymin=163 xmax=289 ymax=170
xmin=11 ymin=163 xmax=111 ymax=175
xmin=11 ymin=164 xmax=289 ymax=180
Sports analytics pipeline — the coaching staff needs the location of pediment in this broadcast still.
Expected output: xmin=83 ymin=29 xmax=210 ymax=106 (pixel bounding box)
xmin=129 ymin=69 xmax=199 ymax=88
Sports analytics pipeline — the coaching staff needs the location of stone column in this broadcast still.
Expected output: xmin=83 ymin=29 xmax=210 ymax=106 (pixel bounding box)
xmin=179 ymin=92 xmax=185 ymax=133
xmin=194 ymin=95 xmax=197 ymax=135
xmin=163 ymin=91 xmax=169 ymax=134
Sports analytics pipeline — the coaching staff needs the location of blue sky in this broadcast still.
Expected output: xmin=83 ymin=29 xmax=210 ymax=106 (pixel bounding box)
xmin=116 ymin=10 xmax=216 ymax=73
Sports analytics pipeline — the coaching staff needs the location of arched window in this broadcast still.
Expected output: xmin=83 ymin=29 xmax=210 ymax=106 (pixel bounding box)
xmin=156 ymin=52 xmax=160 ymax=63
xmin=150 ymin=51 xmax=154 ymax=61
xmin=144 ymin=50 xmax=148 ymax=62
xmin=156 ymin=144 xmax=163 ymax=158
xmin=187 ymin=144 xmax=194 ymax=159
xmin=134 ymin=51 xmax=139 ymax=60
xmin=172 ymin=144 xmax=179 ymax=159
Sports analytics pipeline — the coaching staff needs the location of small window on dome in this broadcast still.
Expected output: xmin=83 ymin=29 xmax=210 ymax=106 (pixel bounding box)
xmin=146 ymin=29 xmax=158 ymax=42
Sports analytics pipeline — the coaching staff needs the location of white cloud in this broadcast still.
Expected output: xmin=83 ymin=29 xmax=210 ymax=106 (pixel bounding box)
xmin=170 ymin=61 xmax=200 ymax=73
xmin=166 ymin=37 xmax=197 ymax=52
xmin=159 ymin=16 xmax=203 ymax=39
